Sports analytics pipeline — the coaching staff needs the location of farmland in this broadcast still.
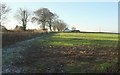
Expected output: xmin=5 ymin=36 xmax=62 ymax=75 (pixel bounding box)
xmin=2 ymin=32 xmax=119 ymax=73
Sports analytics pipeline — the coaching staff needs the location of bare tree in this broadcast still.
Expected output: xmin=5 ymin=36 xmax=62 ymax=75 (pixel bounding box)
xmin=0 ymin=3 xmax=11 ymax=26
xmin=15 ymin=8 xmax=30 ymax=31
xmin=32 ymin=8 xmax=49 ymax=29
xmin=52 ymin=19 xmax=67 ymax=32
xmin=52 ymin=20 xmax=58 ymax=31
xmin=32 ymin=8 xmax=55 ymax=30
xmin=46 ymin=12 xmax=54 ymax=31
xmin=46 ymin=13 xmax=59 ymax=31
xmin=52 ymin=25 xmax=57 ymax=31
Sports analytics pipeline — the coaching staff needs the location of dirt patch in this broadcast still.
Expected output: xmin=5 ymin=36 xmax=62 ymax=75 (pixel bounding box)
xmin=12 ymin=45 xmax=118 ymax=73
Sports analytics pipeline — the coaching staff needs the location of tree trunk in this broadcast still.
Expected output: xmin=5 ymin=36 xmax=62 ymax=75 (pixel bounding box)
xmin=49 ymin=23 xmax=52 ymax=31
xmin=48 ymin=19 xmax=52 ymax=31
xmin=22 ymin=19 xmax=26 ymax=31
xmin=42 ymin=21 xmax=46 ymax=29
xmin=22 ymin=10 xmax=27 ymax=31
xmin=23 ymin=24 xmax=26 ymax=31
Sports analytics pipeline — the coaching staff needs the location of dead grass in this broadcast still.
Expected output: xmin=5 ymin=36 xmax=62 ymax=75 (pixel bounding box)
xmin=2 ymin=31 xmax=44 ymax=48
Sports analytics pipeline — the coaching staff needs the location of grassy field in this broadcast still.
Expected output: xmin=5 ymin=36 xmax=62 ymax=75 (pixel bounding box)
xmin=36 ymin=33 xmax=118 ymax=47
xmin=3 ymin=32 xmax=119 ymax=73
xmin=22 ymin=32 xmax=118 ymax=73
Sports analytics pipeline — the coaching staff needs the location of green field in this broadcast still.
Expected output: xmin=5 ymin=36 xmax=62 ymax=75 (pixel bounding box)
xmin=36 ymin=33 xmax=118 ymax=47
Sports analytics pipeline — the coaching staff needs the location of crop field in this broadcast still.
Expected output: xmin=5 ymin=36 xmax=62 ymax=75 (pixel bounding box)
xmin=2 ymin=32 xmax=119 ymax=73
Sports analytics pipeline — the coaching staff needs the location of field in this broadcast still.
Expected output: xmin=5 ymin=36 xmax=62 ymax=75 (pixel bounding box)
xmin=38 ymin=33 xmax=118 ymax=47
xmin=2 ymin=32 xmax=119 ymax=73
xmin=2 ymin=31 xmax=45 ymax=48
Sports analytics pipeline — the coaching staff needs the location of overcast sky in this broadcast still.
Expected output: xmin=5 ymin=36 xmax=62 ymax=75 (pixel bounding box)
xmin=1 ymin=1 xmax=118 ymax=33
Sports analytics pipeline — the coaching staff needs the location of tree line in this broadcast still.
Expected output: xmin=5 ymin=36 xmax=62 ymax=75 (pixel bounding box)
xmin=0 ymin=3 xmax=68 ymax=32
